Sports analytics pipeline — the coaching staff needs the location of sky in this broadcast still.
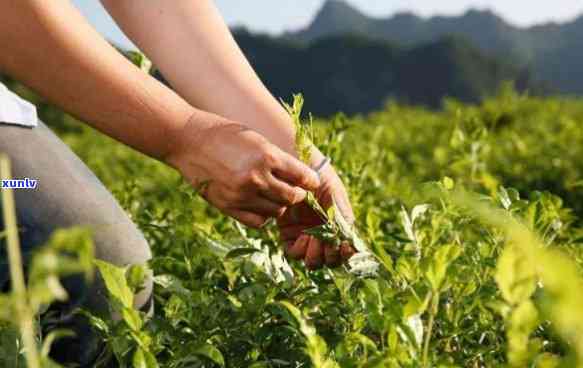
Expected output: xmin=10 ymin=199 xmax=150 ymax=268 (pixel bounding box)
xmin=71 ymin=0 xmax=583 ymax=50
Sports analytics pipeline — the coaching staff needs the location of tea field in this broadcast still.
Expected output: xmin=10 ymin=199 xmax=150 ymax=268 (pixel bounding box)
xmin=3 ymin=85 xmax=583 ymax=367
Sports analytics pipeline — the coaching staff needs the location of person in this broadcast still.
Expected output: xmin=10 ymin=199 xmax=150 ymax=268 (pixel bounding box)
xmin=0 ymin=1 xmax=355 ymax=366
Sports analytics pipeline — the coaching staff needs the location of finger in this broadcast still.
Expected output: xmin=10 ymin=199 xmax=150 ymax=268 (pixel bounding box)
xmin=206 ymin=182 xmax=285 ymax=219
xmin=324 ymin=244 xmax=342 ymax=268
xmin=202 ymin=182 xmax=242 ymax=210
xmin=277 ymin=203 xmax=323 ymax=227
xmin=286 ymin=234 xmax=310 ymax=260
xmin=263 ymin=173 xmax=306 ymax=206
xmin=224 ymin=209 xmax=267 ymax=229
xmin=340 ymin=241 xmax=357 ymax=261
xmin=333 ymin=189 xmax=355 ymax=224
xmin=240 ymin=197 xmax=287 ymax=218
xmin=319 ymin=188 xmax=355 ymax=225
xmin=305 ymin=236 xmax=324 ymax=270
xmin=279 ymin=223 xmax=307 ymax=242
xmin=273 ymin=151 xmax=320 ymax=192
xmin=317 ymin=172 xmax=355 ymax=224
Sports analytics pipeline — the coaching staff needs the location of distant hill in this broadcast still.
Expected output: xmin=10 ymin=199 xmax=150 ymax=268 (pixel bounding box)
xmin=287 ymin=0 xmax=583 ymax=94
xmin=233 ymin=30 xmax=539 ymax=116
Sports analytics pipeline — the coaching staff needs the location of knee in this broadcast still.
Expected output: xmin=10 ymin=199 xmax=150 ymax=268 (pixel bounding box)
xmin=93 ymin=223 xmax=154 ymax=311
xmin=92 ymin=220 xmax=152 ymax=267
xmin=65 ymin=221 xmax=154 ymax=316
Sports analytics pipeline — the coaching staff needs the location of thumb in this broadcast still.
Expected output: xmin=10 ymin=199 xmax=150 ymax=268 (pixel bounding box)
xmin=273 ymin=149 xmax=320 ymax=192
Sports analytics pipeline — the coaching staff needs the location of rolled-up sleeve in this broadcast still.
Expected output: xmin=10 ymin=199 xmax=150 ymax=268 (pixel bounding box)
xmin=0 ymin=82 xmax=37 ymax=128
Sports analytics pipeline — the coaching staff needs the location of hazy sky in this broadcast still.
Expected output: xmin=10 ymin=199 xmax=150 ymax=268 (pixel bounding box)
xmin=71 ymin=0 xmax=583 ymax=49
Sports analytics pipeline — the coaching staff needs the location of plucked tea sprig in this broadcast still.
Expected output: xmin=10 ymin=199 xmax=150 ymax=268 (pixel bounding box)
xmin=282 ymin=95 xmax=350 ymax=245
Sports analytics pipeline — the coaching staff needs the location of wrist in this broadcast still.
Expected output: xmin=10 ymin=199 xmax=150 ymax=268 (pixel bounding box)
xmin=163 ymin=109 xmax=222 ymax=171
xmin=235 ymin=100 xmax=298 ymax=156
xmin=261 ymin=108 xmax=297 ymax=156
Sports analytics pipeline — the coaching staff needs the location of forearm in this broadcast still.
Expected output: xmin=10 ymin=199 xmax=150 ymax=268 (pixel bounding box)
xmin=0 ymin=0 xmax=198 ymax=160
xmin=101 ymin=0 xmax=298 ymax=155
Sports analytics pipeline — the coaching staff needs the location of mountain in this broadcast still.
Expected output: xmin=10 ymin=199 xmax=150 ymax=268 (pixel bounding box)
xmin=288 ymin=0 xmax=583 ymax=94
xmin=233 ymin=30 xmax=539 ymax=116
xmin=299 ymin=0 xmax=372 ymax=40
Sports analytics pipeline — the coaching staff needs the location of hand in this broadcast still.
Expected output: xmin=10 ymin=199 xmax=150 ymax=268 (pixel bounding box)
xmin=277 ymin=154 xmax=357 ymax=270
xmin=165 ymin=112 xmax=320 ymax=228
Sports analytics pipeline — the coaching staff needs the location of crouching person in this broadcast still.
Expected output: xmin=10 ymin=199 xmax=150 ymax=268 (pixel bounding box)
xmin=0 ymin=1 xmax=355 ymax=366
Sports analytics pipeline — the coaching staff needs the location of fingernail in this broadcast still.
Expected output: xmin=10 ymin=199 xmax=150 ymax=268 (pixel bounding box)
xmin=295 ymin=188 xmax=307 ymax=202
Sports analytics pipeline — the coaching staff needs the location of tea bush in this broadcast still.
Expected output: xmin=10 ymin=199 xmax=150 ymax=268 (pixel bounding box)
xmin=3 ymin=86 xmax=583 ymax=367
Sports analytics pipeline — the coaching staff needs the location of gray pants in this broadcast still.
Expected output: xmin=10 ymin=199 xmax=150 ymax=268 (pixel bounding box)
xmin=0 ymin=121 xmax=153 ymax=366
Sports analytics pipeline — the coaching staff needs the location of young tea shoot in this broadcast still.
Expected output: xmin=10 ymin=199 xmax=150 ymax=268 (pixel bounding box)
xmin=283 ymin=95 xmax=377 ymax=273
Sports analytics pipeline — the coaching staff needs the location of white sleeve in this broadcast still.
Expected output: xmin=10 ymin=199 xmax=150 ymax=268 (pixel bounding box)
xmin=0 ymin=82 xmax=38 ymax=128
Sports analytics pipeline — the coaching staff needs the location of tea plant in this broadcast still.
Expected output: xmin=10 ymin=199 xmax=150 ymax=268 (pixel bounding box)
xmin=4 ymin=86 xmax=583 ymax=367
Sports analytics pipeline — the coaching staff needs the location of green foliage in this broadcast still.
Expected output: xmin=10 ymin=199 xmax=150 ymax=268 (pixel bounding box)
xmin=125 ymin=50 xmax=153 ymax=74
xmin=0 ymin=155 xmax=94 ymax=368
xmin=283 ymin=95 xmax=377 ymax=279
xmin=90 ymin=260 xmax=158 ymax=367
xmin=282 ymin=95 xmax=346 ymax=243
xmin=283 ymin=94 xmax=313 ymax=164
xmin=5 ymin=86 xmax=583 ymax=367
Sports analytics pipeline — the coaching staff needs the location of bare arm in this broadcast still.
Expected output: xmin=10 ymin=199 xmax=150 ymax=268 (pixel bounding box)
xmin=0 ymin=0 xmax=320 ymax=228
xmin=101 ymin=0 xmax=300 ymax=156
xmin=0 ymin=0 xmax=196 ymax=160
xmin=101 ymin=0 xmax=357 ymax=267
